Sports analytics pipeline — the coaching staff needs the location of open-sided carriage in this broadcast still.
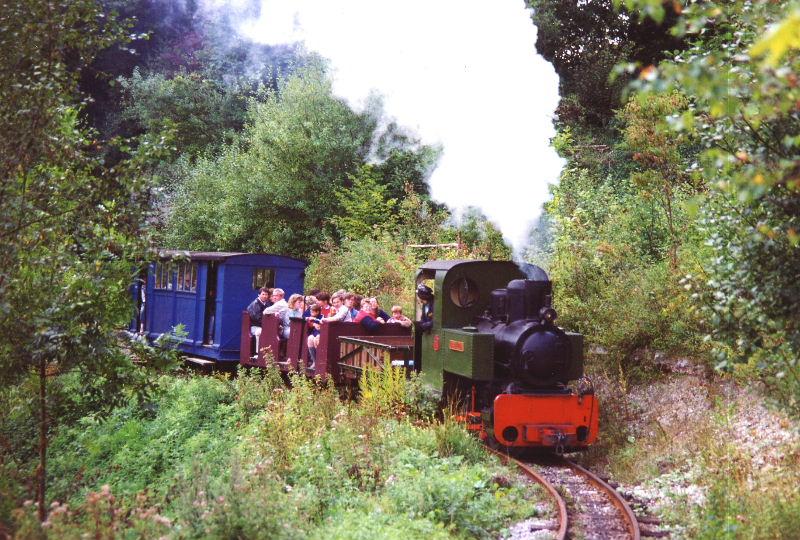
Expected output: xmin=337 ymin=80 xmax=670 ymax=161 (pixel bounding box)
xmin=239 ymin=314 xmax=413 ymax=382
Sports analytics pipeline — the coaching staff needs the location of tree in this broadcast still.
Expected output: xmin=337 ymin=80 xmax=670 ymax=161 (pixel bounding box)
xmin=445 ymin=207 xmax=513 ymax=260
xmin=332 ymin=165 xmax=398 ymax=240
xmin=619 ymin=93 xmax=695 ymax=269
xmin=617 ymin=0 xmax=800 ymax=411
xmin=371 ymin=120 xmax=441 ymax=201
xmin=83 ymin=0 xmax=306 ymax=138
xmin=528 ymin=0 xmax=684 ymax=128
xmin=165 ymin=66 xmax=441 ymax=258
xmin=118 ymin=69 xmax=249 ymax=158
xmin=0 ymin=0 xmax=174 ymax=521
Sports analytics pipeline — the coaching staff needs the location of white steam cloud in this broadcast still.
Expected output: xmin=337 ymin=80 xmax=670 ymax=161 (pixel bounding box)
xmin=215 ymin=0 xmax=563 ymax=251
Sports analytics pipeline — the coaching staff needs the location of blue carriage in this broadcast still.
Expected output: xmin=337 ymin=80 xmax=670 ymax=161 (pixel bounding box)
xmin=134 ymin=250 xmax=307 ymax=363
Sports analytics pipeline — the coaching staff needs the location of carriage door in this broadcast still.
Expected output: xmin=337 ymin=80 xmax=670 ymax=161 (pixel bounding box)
xmin=203 ymin=262 xmax=218 ymax=345
xmin=135 ymin=271 xmax=147 ymax=333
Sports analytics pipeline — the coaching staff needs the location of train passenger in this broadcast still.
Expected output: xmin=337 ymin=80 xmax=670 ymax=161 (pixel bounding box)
xmin=321 ymin=294 xmax=345 ymax=322
xmin=247 ymin=287 xmax=271 ymax=341
xmin=342 ymin=293 xmax=358 ymax=322
xmin=354 ymin=301 xmax=385 ymax=333
xmin=302 ymin=295 xmax=317 ymax=319
xmin=263 ymin=288 xmax=289 ymax=344
xmin=306 ymin=304 xmax=323 ymax=368
xmin=387 ymin=305 xmax=413 ymax=328
xmin=353 ymin=294 xmax=363 ymax=310
xmin=316 ymin=292 xmax=333 ymax=317
xmin=416 ymin=284 xmax=434 ymax=332
xmin=263 ymin=288 xmax=288 ymax=317
xmin=370 ymin=297 xmax=391 ymax=322
xmin=282 ymin=294 xmax=304 ymax=340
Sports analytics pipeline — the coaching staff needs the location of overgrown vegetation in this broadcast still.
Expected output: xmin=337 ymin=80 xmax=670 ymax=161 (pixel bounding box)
xmin=0 ymin=1 xmax=518 ymax=531
xmin=4 ymin=369 xmax=545 ymax=537
xmin=529 ymin=1 xmax=800 ymax=535
xmin=529 ymin=0 xmax=800 ymax=408
xmin=5 ymin=0 xmax=800 ymax=535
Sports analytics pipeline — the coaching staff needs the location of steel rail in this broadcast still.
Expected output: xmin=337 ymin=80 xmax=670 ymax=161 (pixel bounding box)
xmin=562 ymin=457 xmax=641 ymax=540
xmin=486 ymin=447 xmax=568 ymax=540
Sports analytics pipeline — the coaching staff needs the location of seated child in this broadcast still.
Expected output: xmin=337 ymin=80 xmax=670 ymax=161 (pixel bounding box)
xmin=387 ymin=305 xmax=412 ymax=328
xmin=306 ymin=304 xmax=323 ymax=369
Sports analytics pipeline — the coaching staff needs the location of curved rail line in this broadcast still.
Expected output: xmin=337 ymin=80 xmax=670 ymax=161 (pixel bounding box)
xmin=565 ymin=458 xmax=640 ymax=540
xmin=487 ymin=447 xmax=568 ymax=540
xmin=488 ymin=447 xmax=640 ymax=540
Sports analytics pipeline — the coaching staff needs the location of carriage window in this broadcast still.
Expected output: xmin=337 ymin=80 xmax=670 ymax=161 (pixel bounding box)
xmin=252 ymin=268 xmax=275 ymax=290
xmin=176 ymin=262 xmax=197 ymax=293
xmin=449 ymin=277 xmax=479 ymax=308
xmin=154 ymin=262 xmax=173 ymax=290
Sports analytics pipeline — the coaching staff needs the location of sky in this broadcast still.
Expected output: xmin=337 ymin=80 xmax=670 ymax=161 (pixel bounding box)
xmin=229 ymin=0 xmax=563 ymax=251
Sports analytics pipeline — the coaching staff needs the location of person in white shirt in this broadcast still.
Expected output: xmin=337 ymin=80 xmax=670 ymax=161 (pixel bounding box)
xmin=263 ymin=288 xmax=289 ymax=318
xmin=321 ymin=293 xmax=349 ymax=322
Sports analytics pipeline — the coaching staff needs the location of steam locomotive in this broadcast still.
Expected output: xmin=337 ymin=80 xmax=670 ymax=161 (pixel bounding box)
xmin=413 ymin=260 xmax=598 ymax=450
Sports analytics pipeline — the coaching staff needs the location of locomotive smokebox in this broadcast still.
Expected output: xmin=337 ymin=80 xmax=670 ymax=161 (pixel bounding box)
xmin=478 ymin=272 xmax=585 ymax=387
xmin=519 ymin=328 xmax=571 ymax=380
xmin=478 ymin=318 xmax=573 ymax=386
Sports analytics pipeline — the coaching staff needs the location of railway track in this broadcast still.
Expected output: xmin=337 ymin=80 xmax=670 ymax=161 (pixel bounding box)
xmin=489 ymin=448 xmax=642 ymax=540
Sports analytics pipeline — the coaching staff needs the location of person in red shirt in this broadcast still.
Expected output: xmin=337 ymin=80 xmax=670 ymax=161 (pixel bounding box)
xmin=316 ymin=292 xmax=333 ymax=318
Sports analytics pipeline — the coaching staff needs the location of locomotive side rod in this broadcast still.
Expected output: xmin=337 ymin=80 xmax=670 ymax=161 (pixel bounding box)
xmin=486 ymin=447 xmax=568 ymax=540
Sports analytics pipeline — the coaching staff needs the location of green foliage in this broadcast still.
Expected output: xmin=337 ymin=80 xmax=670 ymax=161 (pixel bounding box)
xmin=621 ymin=0 xmax=800 ymax=412
xmin=47 ymin=376 xmax=240 ymax=502
xmin=528 ymin=0 xmax=684 ymax=127
xmin=0 ymin=0 xmax=180 ymax=519
xmin=372 ymin=139 xmax=441 ymax=202
xmin=359 ymin=366 xmax=410 ymax=417
xmin=164 ymin=65 xmax=440 ymax=258
xmin=119 ymin=69 xmax=248 ymax=158
xmin=165 ymin=65 xmax=372 ymax=256
xmin=619 ymin=92 xmax=696 ymax=268
xmin=6 ymin=371 xmax=543 ymax=537
xmin=358 ymin=367 xmax=439 ymax=422
xmin=544 ymin=157 xmax=703 ymax=373
xmin=444 ymin=207 xmax=513 ymax=261
xmin=332 ymin=164 xmax=398 ymax=240
xmin=306 ymin=235 xmax=421 ymax=309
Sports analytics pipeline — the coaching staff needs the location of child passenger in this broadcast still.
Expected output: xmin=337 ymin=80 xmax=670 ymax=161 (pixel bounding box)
xmin=387 ymin=305 xmax=412 ymax=328
xmin=306 ymin=304 xmax=322 ymax=369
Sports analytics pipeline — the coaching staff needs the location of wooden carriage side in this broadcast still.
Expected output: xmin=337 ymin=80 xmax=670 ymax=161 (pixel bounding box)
xmin=337 ymin=335 xmax=415 ymax=380
xmin=315 ymin=321 xmax=411 ymax=381
xmin=239 ymin=313 xmax=413 ymax=381
xmin=240 ymin=313 xmax=281 ymax=368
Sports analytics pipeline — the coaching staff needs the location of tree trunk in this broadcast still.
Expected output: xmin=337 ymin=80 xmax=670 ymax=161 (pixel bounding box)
xmin=37 ymin=357 xmax=47 ymax=522
xmin=663 ymin=181 xmax=678 ymax=270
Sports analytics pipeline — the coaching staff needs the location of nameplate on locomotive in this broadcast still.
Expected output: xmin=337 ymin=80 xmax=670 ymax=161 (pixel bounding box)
xmin=449 ymin=340 xmax=465 ymax=352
